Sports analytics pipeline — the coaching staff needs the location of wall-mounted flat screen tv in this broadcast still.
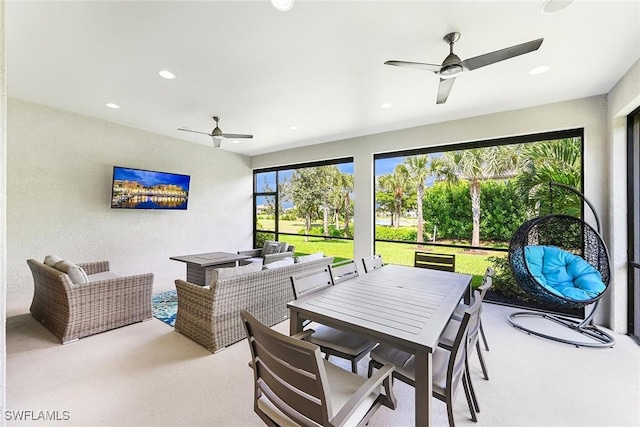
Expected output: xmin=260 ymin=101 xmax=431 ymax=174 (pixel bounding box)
xmin=111 ymin=166 xmax=191 ymax=210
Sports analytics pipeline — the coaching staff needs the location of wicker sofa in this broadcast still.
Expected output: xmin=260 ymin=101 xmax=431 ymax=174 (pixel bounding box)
xmin=27 ymin=258 xmax=154 ymax=344
xmin=174 ymin=255 xmax=333 ymax=353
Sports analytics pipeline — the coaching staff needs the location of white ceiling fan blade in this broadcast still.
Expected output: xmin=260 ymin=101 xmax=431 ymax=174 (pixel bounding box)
xmin=177 ymin=128 xmax=211 ymax=136
xmin=436 ymin=77 xmax=456 ymax=104
xmin=222 ymin=133 xmax=253 ymax=139
xmin=461 ymin=38 xmax=543 ymax=71
xmin=384 ymin=60 xmax=442 ymax=73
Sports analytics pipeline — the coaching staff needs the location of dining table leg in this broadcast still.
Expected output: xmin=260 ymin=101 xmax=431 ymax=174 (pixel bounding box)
xmin=414 ymin=349 xmax=432 ymax=427
xmin=289 ymin=309 xmax=304 ymax=336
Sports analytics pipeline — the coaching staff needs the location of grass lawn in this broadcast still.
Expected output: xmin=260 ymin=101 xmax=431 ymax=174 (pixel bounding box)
xmin=268 ymin=221 xmax=508 ymax=288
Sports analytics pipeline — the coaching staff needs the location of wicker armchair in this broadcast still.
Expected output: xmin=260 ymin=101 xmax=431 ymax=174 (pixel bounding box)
xmin=27 ymin=259 xmax=154 ymax=344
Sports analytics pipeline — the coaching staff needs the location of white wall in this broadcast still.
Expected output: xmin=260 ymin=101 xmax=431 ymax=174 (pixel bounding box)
xmin=6 ymin=98 xmax=254 ymax=315
xmin=252 ymin=94 xmax=632 ymax=330
xmin=606 ymin=59 xmax=640 ymax=333
xmin=1 ymin=0 xmax=7 ymax=423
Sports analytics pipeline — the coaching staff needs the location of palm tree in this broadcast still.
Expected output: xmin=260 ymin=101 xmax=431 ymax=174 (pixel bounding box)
xmin=515 ymin=138 xmax=582 ymax=217
xmin=404 ymin=155 xmax=430 ymax=243
xmin=430 ymin=145 xmax=519 ymax=247
xmin=377 ymin=164 xmax=410 ymax=228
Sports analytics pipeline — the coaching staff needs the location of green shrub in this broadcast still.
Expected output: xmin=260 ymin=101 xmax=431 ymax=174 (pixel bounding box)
xmin=375 ymin=226 xmax=417 ymax=241
xmin=487 ymin=255 xmax=533 ymax=301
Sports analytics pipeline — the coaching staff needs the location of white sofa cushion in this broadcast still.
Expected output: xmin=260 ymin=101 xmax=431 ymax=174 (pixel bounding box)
xmin=295 ymin=252 xmax=324 ymax=263
xmin=43 ymin=255 xmax=63 ymax=267
xmin=213 ymin=261 xmax=263 ymax=283
xmin=54 ymin=260 xmax=89 ymax=284
xmin=262 ymin=257 xmax=295 ymax=270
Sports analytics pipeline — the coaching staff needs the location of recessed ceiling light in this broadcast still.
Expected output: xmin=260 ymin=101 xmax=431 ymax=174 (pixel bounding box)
xmin=105 ymin=103 xmax=120 ymax=109
xmin=159 ymin=70 xmax=176 ymax=80
xmin=542 ymin=0 xmax=574 ymax=14
xmin=289 ymin=125 xmax=299 ymax=130
xmin=232 ymin=140 xmax=240 ymax=144
xmin=529 ymin=65 xmax=551 ymax=75
xmin=270 ymin=0 xmax=294 ymax=12
xmin=380 ymin=103 xmax=393 ymax=109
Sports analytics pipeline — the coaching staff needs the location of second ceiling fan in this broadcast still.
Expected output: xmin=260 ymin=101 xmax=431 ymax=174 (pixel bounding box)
xmin=385 ymin=32 xmax=544 ymax=104
xmin=178 ymin=116 xmax=253 ymax=148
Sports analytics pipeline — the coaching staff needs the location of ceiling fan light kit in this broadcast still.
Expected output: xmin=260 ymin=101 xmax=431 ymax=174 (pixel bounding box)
xmin=385 ymin=32 xmax=543 ymax=104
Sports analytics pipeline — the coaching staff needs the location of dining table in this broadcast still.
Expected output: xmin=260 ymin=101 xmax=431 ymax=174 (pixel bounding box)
xmin=287 ymin=263 xmax=472 ymax=427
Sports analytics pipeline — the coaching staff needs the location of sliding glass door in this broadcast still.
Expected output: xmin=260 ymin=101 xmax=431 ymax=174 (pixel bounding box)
xmin=628 ymin=106 xmax=640 ymax=343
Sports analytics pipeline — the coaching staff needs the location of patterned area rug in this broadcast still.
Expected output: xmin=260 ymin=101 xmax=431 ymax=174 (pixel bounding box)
xmin=152 ymin=290 xmax=177 ymax=327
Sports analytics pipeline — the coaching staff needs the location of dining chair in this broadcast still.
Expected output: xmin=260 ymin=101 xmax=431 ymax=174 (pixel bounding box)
xmin=436 ymin=285 xmax=490 ymax=416
xmin=290 ymin=267 xmax=377 ymax=374
xmin=329 ymin=259 xmax=359 ymax=284
xmin=361 ymin=255 xmax=384 ymax=273
xmin=368 ymin=291 xmax=483 ymax=427
xmin=414 ymin=251 xmax=456 ymax=272
xmin=240 ymin=309 xmax=397 ymax=427
xmin=453 ymin=266 xmax=494 ymax=352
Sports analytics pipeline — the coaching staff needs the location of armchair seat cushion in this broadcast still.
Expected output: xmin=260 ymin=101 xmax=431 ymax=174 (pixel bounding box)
xmin=87 ymin=271 xmax=122 ymax=281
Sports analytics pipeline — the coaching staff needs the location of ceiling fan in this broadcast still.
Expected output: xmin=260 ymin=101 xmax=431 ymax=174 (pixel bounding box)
xmin=385 ymin=32 xmax=544 ymax=104
xmin=178 ymin=116 xmax=253 ymax=148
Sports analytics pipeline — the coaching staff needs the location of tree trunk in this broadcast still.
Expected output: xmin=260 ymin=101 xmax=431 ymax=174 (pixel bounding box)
xmin=305 ymin=213 xmax=311 ymax=242
xmin=417 ymin=185 xmax=424 ymax=243
xmin=323 ymin=205 xmax=329 ymax=237
xmin=394 ymin=198 xmax=401 ymax=229
xmin=470 ymin=180 xmax=481 ymax=247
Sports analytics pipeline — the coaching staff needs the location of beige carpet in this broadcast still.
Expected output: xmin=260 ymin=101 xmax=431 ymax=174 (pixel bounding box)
xmin=5 ymin=303 xmax=640 ymax=426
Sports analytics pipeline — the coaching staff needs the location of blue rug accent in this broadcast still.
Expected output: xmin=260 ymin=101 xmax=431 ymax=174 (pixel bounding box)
xmin=152 ymin=290 xmax=177 ymax=327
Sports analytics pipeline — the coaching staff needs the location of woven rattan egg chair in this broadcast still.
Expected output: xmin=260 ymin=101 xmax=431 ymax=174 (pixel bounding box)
xmin=507 ymin=182 xmax=615 ymax=348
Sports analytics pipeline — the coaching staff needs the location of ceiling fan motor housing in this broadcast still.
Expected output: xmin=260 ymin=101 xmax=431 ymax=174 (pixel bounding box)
xmin=440 ymin=53 xmax=463 ymax=79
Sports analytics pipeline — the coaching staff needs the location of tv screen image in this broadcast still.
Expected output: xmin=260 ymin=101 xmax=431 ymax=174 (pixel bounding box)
xmin=111 ymin=166 xmax=191 ymax=210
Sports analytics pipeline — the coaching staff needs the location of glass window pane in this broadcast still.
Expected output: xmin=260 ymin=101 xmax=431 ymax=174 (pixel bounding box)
xmin=255 ymin=171 xmax=276 ymax=193
xmin=255 ymin=195 xmax=275 ymax=231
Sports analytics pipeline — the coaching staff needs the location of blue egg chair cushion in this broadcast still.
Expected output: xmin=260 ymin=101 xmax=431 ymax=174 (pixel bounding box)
xmin=524 ymin=245 xmax=606 ymax=301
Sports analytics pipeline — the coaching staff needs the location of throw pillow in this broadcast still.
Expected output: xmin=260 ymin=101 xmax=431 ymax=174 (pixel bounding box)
xmin=54 ymin=260 xmax=89 ymax=284
xmin=212 ymin=261 xmax=262 ymax=283
xmin=275 ymin=242 xmax=289 ymax=253
xmin=261 ymin=241 xmax=281 ymax=257
xmin=295 ymin=252 xmax=324 ymax=263
xmin=262 ymin=257 xmax=295 ymax=270
xmin=43 ymin=255 xmax=63 ymax=267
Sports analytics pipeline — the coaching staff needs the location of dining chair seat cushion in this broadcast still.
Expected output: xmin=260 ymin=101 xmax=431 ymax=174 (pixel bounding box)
xmin=309 ymin=324 xmax=375 ymax=356
xmin=257 ymin=359 xmax=380 ymax=427
xmin=370 ymin=344 xmax=413 ymax=371
xmin=524 ymin=245 xmax=605 ymax=301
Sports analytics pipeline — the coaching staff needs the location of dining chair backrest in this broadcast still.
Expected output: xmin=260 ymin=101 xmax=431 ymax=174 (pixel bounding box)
xmin=240 ymin=309 xmax=332 ymax=426
xmin=290 ymin=266 xmax=333 ymax=299
xmin=414 ymin=251 xmax=456 ymax=272
xmin=329 ymin=260 xmax=359 ymax=284
xmin=362 ymin=255 xmax=384 ymax=273
xmin=478 ymin=275 xmax=493 ymax=300
xmin=447 ymin=290 xmax=482 ymax=399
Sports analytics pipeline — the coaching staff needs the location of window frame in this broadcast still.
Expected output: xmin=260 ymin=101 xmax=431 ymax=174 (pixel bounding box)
xmin=373 ymin=128 xmax=585 ymax=254
xmin=253 ymin=157 xmax=355 ymax=247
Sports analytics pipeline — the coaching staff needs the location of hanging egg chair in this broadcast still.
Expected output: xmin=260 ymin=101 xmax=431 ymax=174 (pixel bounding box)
xmin=507 ymin=182 xmax=615 ymax=347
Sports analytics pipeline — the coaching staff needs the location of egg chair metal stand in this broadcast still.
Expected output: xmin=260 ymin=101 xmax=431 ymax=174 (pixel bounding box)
xmin=507 ymin=182 xmax=615 ymax=348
